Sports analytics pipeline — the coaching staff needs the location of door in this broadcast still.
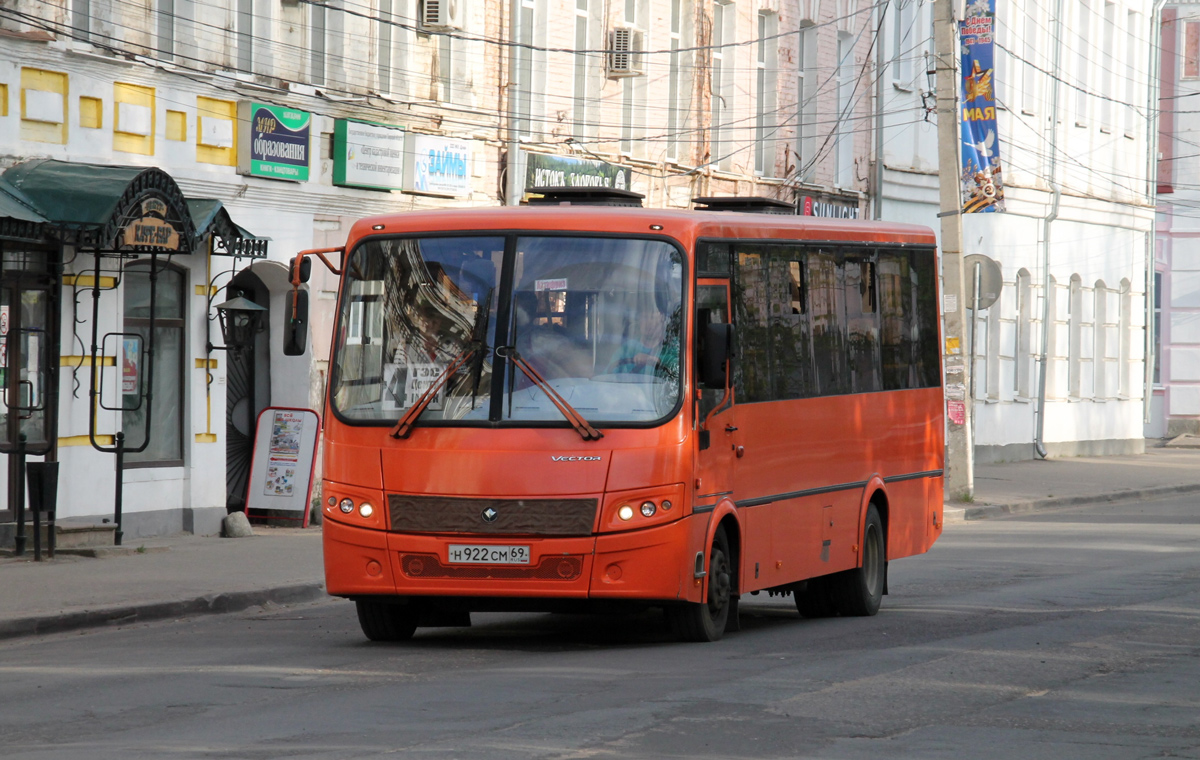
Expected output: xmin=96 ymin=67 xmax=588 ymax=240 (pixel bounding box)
xmin=693 ymin=280 xmax=735 ymax=512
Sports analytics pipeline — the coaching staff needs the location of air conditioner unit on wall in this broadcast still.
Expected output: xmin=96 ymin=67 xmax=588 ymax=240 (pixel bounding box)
xmin=422 ymin=0 xmax=460 ymax=30
xmin=607 ymin=28 xmax=644 ymax=77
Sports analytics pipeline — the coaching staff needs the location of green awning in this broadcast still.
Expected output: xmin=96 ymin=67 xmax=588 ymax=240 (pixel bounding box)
xmin=2 ymin=159 xmax=161 ymax=227
xmin=0 ymin=182 xmax=48 ymax=224
xmin=186 ymin=198 xmax=270 ymax=258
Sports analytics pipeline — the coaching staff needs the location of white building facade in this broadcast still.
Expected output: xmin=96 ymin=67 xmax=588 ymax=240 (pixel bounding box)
xmin=877 ymin=0 xmax=1158 ymax=462
xmin=0 ymin=0 xmax=883 ymax=537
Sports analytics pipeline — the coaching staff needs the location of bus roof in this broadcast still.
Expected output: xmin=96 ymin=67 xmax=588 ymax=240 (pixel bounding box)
xmin=347 ymin=205 xmax=937 ymax=248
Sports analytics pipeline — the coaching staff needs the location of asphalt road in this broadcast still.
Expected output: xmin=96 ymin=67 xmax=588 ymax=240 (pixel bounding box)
xmin=1 ymin=495 xmax=1198 ymax=759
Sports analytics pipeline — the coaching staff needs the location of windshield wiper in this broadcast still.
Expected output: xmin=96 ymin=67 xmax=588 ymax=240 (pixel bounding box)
xmin=503 ymin=347 xmax=603 ymax=442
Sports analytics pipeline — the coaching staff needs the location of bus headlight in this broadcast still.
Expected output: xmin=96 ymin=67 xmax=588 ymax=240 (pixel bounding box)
xmin=359 ymin=503 xmax=374 ymax=518
xmin=640 ymin=501 xmax=657 ymax=517
xmin=339 ymin=498 xmax=354 ymax=514
xmin=618 ymin=505 xmax=634 ymax=521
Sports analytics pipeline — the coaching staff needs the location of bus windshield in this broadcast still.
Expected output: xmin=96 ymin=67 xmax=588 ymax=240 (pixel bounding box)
xmin=330 ymin=234 xmax=684 ymax=427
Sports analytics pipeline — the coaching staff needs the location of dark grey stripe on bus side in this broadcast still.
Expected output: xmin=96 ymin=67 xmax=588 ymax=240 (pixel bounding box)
xmin=693 ymin=504 xmax=718 ymax=513
xmin=732 ymin=469 xmax=944 ymax=509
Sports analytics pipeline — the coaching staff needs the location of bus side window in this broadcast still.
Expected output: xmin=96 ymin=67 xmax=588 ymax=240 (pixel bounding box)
xmin=695 ymin=284 xmax=729 ymax=422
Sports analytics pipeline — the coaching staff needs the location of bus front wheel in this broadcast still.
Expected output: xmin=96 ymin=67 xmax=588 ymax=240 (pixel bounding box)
xmin=667 ymin=526 xmax=734 ymax=642
xmin=356 ymin=599 xmax=419 ymax=641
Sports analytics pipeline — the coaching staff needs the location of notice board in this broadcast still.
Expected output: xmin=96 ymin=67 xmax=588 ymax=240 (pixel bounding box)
xmin=245 ymin=407 xmax=320 ymax=526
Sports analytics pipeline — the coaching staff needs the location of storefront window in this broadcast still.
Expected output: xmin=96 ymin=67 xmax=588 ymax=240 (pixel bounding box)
xmin=122 ymin=261 xmax=185 ymax=466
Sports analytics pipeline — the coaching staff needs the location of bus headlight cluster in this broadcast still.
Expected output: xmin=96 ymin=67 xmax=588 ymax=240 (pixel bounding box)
xmin=333 ymin=497 xmax=375 ymax=519
xmin=617 ymin=498 xmax=673 ymax=522
xmin=339 ymin=498 xmax=354 ymax=514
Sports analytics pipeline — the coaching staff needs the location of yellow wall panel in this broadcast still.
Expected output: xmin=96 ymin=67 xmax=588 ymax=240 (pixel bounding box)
xmin=79 ymin=96 xmax=102 ymax=128
xmin=20 ymin=68 xmax=68 ymax=144
xmin=166 ymin=109 xmax=187 ymax=141
xmin=0 ymin=84 xmax=8 ymax=117
xmin=196 ymin=96 xmax=237 ymax=166
xmin=113 ymin=82 xmax=155 ymax=155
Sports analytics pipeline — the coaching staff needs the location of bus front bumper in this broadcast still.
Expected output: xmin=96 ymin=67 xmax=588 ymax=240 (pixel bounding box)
xmin=322 ymin=514 xmax=703 ymax=603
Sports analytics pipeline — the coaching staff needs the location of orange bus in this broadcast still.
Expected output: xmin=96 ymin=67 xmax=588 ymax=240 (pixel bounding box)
xmin=299 ymin=191 xmax=944 ymax=643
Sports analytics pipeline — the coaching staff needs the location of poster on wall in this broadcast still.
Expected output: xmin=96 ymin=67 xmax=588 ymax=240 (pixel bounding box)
xmin=245 ymin=407 xmax=320 ymax=525
xmin=121 ymin=336 xmax=140 ymax=394
xmin=403 ymin=133 xmax=473 ymax=197
xmin=959 ymin=0 xmax=1005 ymax=212
xmin=333 ymin=119 xmax=406 ymax=191
xmin=237 ymin=102 xmax=311 ymax=182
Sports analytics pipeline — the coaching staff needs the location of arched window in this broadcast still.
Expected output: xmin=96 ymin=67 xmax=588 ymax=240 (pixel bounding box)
xmin=1094 ymin=280 xmax=1107 ymax=399
xmin=1119 ymin=278 xmax=1132 ymax=397
xmin=1068 ymin=274 xmax=1082 ymax=398
xmin=122 ymin=260 xmax=187 ymax=466
xmin=1015 ymin=268 xmax=1032 ymax=397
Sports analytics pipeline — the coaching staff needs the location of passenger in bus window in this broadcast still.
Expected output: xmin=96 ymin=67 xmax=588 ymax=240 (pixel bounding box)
xmin=610 ymin=307 xmax=679 ymax=377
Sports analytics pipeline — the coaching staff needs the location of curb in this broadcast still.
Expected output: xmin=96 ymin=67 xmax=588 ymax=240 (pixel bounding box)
xmin=949 ymin=482 xmax=1200 ymax=521
xmin=0 ymin=582 xmax=327 ymax=642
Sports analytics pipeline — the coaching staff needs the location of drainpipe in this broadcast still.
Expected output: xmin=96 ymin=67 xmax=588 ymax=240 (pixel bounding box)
xmin=1033 ymin=0 xmax=1066 ymax=459
xmin=1145 ymin=0 xmax=1169 ymax=426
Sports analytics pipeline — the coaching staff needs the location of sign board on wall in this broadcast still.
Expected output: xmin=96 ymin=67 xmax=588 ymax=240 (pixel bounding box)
xmin=333 ymin=119 xmax=406 ymax=191
xmin=245 ymin=407 xmax=321 ymax=526
xmin=237 ymin=102 xmax=311 ymax=182
xmin=800 ymin=195 xmax=860 ymax=219
xmin=520 ymin=150 xmax=632 ymax=200
xmin=404 ymin=133 xmax=473 ymax=197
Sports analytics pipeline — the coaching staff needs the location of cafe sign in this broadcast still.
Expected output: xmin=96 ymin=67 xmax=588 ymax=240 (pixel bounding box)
xmin=333 ymin=119 xmax=406 ymax=191
xmin=115 ymin=198 xmax=181 ymax=251
xmin=237 ymin=102 xmax=311 ymax=182
xmin=519 ymin=150 xmax=632 ymax=201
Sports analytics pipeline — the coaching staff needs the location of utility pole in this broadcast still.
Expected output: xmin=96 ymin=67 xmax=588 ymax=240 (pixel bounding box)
xmin=933 ymin=0 xmax=973 ymax=500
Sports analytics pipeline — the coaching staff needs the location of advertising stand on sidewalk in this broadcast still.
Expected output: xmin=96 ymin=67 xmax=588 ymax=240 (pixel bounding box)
xmin=244 ymin=407 xmax=320 ymax=527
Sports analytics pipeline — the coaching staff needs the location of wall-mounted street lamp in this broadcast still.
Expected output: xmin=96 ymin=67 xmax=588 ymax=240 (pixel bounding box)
xmin=211 ymin=295 xmax=267 ymax=353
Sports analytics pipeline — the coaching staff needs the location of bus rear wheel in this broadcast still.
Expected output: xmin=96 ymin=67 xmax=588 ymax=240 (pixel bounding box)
xmin=830 ymin=504 xmax=886 ymax=617
xmin=356 ymin=599 xmax=419 ymax=641
xmin=667 ymin=527 xmax=733 ymax=642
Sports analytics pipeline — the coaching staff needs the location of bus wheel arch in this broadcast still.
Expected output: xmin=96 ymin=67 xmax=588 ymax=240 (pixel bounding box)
xmin=667 ymin=514 xmax=739 ymax=642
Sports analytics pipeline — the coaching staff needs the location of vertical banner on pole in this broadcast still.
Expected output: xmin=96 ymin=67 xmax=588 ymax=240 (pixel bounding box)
xmin=959 ymin=0 xmax=1005 ymax=213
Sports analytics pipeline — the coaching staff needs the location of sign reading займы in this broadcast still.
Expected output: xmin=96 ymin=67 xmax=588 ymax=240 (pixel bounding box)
xmin=333 ymin=119 xmax=406 ymax=191
xmin=237 ymin=102 xmax=311 ymax=182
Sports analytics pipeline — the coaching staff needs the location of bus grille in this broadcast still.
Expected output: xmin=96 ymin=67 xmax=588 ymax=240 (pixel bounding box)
xmin=399 ymin=553 xmax=584 ymax=581
xmin=387 ymin=495 xmax=598 ymax=536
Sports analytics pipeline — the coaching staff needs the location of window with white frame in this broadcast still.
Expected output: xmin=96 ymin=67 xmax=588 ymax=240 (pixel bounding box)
xmin=237 ymin=0 xmax=253 ymax=73
xmin=1094 ymin=281 xmax=1108 ymax=398
xmin=311 ymin=1 xmax=326 ymax=85
xmin=755 ymin=11 xmax=778 ymax=176
xmin=1100 ymin=2 xmax=1115 ymax=129
xmin=893 ymin=0 xmax=914 ymax=87
xmin=1075 ymin=0 xmax=1091 ymax=125
xmin=620 ymin=0 xmax=646 ymax=157
xmin=796 ymin=22 xmax=817 ymax=183
xmin=835 ymin=31 xmax=855 ymax=188
xmin=1015 ymin=269 xmax=1031 ymax=397
xmin=574 ymin=0 xmax=589 ymax=138
xmin=1126 ymin=12 xmax=1139 ymax=136
xmin=1118 ymin=278 xmax=1131 ymax=397
xmin=513 ymin=0 xmax=539 ymax=139
xmin=667 ymin=0 xmax=686 ymax=161
xmin=1185 ymin=20 xmax=1200 ymax=79
xmin=711 ymin=0 xmax=734 ymax=171
xmin=1068 ymin=274 xmax=1082 ymax=397
xmin=1022 ymin=0 xmax=1040 ymax=114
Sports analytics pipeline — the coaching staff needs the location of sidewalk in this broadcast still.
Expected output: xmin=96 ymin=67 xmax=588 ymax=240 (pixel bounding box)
xmin=2 ymin=445 xmax=1199 ymax=641
xmin=946 ymin=443 xmax=1200 ymax=520
xmin=0 ymin=526 xmax=326 ymax=641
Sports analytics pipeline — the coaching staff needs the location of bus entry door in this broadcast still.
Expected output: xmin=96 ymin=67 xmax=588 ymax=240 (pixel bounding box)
xmin=694 ymin=281 xmax=735 ymax=513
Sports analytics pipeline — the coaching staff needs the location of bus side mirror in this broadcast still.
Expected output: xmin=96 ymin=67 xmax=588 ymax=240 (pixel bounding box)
xmin=283 ymin=289 xmax=309 ymax=357
xmin=700 ymin=323 xmax=732 ymax=389
xmin=290 ymin=256 xmax=312 ymax=284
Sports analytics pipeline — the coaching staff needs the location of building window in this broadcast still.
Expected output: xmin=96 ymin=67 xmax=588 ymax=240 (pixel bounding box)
xmin=1015 ymin=268 xmax=1031 ymax=397
xmin=1068 ymin=274 xmax=1082 ymax=398
xmin=667 ymin=0 xmax=685 ymax=161
xmin=574 ymin=0 xmax=590 ymax=140
xmin=835 ymin=32 xmax=854 ymax=188
xmin=1126 ymin=12 xmax=1139 ymax=136
xmin=1185 ymin=21 xmax=1200 ymax=79
xmin=893 ymin=0 xmax=913 ymax=87
xmin=72 ymin=0 xmax=90 ymax=42
xmin=1153 ymin=270 xmax=1161 ymax=385
xmin=311 ymin=1 xmax=326 ymax=85
xmin=158 ymin=0 xmax=174 ymax=61
xmin=1094 ymin=280 xmax=1108 ymax=398
xmin=755 ymin=12 xmax=778 ymax=176
xmin=1022 ymin=0 xmax=1040 ymax=113
xmin=1075 ymin=0 xmax=1091 ymax=124
xmin=1100 ymin=2 xmax=1115 ymax=128
xmin=513 ymin=0 xmax=537 ymax=139
xmin=796 ymin=22 xmax=817 ymax=182
xmin=711 ymin=0 xmax=733 ymax=171
xmin=237 ymin=0 xmax=253 ymax=73
xmin=1119 ymin=278 xmax=1131 ymax=397
xmin=379 ymin=0 xmax=393 ymax=94
xmin=123 ymin=262 xmax=186 ymax=467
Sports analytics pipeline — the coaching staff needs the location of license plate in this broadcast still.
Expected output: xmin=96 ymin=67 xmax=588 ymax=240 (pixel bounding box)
xmin=447 ymin=544 xmax=531 ymax=565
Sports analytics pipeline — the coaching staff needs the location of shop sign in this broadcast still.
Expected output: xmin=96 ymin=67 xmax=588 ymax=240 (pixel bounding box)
xmin=801 ymin=195 xmax=860 ymax=219
xmin=404 ymin=134 xmax=472 ymax=197
xmin=521 ymin=150 xmax=631 ymax=199
xmin=333 ymin=119 xmax=406 ymax=191
xmin=116 ymin=215 xmax=181 ymax=251
xmin=237 ymin=102 xmax=311 ymax=182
